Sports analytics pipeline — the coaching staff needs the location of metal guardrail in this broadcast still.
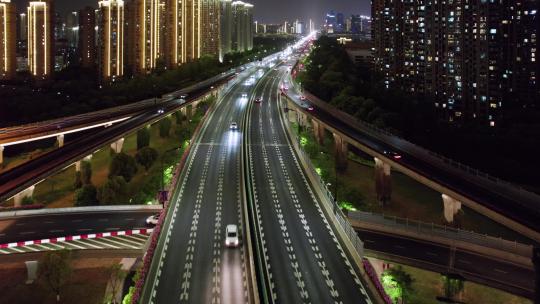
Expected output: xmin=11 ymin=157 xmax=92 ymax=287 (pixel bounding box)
xmin=280 ymin=94 xmax=365 ymax=259
xmin=348 ymin=211 xmax=533 ymax=258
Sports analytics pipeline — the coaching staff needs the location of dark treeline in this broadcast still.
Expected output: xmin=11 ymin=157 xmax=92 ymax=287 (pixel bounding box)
xmin=298 ymin=36 xmax=540 ymax=192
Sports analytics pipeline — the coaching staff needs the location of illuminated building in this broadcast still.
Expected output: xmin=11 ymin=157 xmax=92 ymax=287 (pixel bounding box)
xmin=164 ymin=0 xmax=184 ymax=67
xmin=98 ymin=0 xmax=124 ymax=81
xmin=27 ymin=0 xmax=54 ymax=79
xmin=231 ymin=1 xmax=252 ymax=52
xmin=200 ymin=0 xmax=220 ymax=57
xmin=219 ymin=0 xmax=232 ymax=61
xmin=0 ymin=0 xmax=16 ymax=80
xmin=371 ymin=0 xmax=539 ymax=125
xmin=78 ymin=6 xmax=95 ymax=68
xmin=127 ymin=0 xmax=161 ymax=74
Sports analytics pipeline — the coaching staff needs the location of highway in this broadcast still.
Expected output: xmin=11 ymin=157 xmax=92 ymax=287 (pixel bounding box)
xmin=285 ymin=64 xmax=540 ymax=239
xmin=246 ymin=65 xmax=371 ymax=302
xmin=0 ymin=76 xmax=231 ymax=203
xmin=358 ymin=229 xmax=535 ymax=299
xmin=141 ymin=69 xmax=257 ymax=304
xmin=0 ymin=209 xmax=156 ymax=244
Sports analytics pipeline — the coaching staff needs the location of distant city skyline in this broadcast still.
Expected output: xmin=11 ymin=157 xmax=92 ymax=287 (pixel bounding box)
xmin=11 ymin=0 xmax=370 ymax=24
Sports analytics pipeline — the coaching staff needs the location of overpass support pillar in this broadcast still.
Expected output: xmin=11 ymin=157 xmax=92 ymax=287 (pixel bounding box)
xmin=75 ymin=161 xmax=81 ymax=172
xmin=186 ymin=104 xmax=193 ymax=118
xmin=13 ymin=185 xmax=36 ymax=207
xmin=110 ymin=138 xmax=125 ymax=154
xmin=57 ymin=134 xmax=65 ymax=147
xmin=442 ymin=194 xmax=462 ymax=223
xmin=333 ymin=133 xmax=348 ymax=171
xmin=0 ymin=145 xmax=4 ymax=165
xmin=312 ymin=120 xmax=325 ymax=145
xmin=374 ymin=157 xmax=392 ymax=204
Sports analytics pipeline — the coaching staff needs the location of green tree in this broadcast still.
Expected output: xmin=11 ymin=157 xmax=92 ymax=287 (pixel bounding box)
xmin=74 ymin=184 xmax=98 ymax=206
xmin=175 ymin=111 xmax=187 ymax=125
xmin=136 ymin=127 xmax=151 ymax=150
xmin=98 ymin=176 xmax=128 ymax=205
xmin=136 ymin=146 xmax=159 ymax=171
xmin=105 ymin=262 xmax=127 ymax=304
xmin=442 ymin=274 xmax=464 ymax=300
xmin=80 ymin=160 xmax=92 ymax=185
xmin=159 ymin=118 xmax=172 ymax=137
xmin=382 ymin=266 xmax=415 ymax=304
xmin=39 ymin=249 xmax=72 ymax=303
xmin=74 ymin=171 xmax=83 ymax=189
xmin=109 ymin=152 xmax=138 ymax=182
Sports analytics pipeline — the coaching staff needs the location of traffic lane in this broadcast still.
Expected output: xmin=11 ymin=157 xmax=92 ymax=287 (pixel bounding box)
xmin=189 ymin=86 xmax=246 ymax=303
xmin=249 ymin=77 xmax=304 ymax=302
xmin=152 ymin=72 xmax=249 ymax=303
xmin=0 ymin=210 xmax=156 ymax=244
xmin=357 ymin=230 xmax=450 ymax=266
xmin=267 ymin=75 xmax=369 ymax=303
xmin=454 ymin=250 xmax=534 ymax=293
xmin=296 ymin=95 xmax=540 ymax=232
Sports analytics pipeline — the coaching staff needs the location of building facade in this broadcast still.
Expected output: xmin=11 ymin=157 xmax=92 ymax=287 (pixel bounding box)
xmin=371 ymin=0 xmax=539 ymax=125
xmin=97 ymin=0 xmax=123 ymax=81
xmin=231 ymin=1 xmax=253 ymax=52
xmin=27 ymin=0 xmax=54 ymax=79
xmin=0 ymin=0 xmax=16 ymax=80
xmin=127 ymin=0 xmax=161 ymax=74
xmin=220 ymin=0 xmax=232 ymax=60
xmin=78 ymin=6 xmax=96 ymax=68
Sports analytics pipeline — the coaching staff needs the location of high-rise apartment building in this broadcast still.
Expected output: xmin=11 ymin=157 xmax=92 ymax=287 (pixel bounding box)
xmin=78 ymin=6 xmax=95 ymax=68
xmin=220 ymin=0 xmax=232 ymax=60
xmin=0 ymin=0 xmax=16 ymax=80
xmin=27 ymin=0 xmax=54 ymax=79
xmin=231 ymin=1 xmax=253 ymax=52
xmin=127 ymin=0 xmax=161 ymax=74
xmin=97 ymin=0 xmax=124 ymax=82
xmin=201 ymin=0 xmax=220 ymax=57
xmin=371 ymin=0 xmax=539 ymax=125
xmin=66 ymin=11 xmax=78 ymax=48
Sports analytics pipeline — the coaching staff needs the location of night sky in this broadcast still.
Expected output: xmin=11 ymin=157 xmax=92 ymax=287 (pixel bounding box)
xmin=12 ymin=0 xmax=370 ymax=25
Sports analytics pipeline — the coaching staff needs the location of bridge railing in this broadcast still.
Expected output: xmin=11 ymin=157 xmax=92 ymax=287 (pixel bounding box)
xmin=288 ymin=67 xmax=540 ymax=207
xmin=282 ymin=104 xmax=365 ymax=258
xmin=348 ymin=211 xmax=533 ymax=258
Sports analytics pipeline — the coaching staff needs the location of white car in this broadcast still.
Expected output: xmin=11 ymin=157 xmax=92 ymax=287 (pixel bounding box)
xmin=230 ymin=122 xmax=238 ymax=130
xmin=242 ymin=93 xmax=248 ymax=98
xmin=146 ymin=214 xmax=160 ymax=226
xmin=225 ymin=224 xmax=239 ymax=248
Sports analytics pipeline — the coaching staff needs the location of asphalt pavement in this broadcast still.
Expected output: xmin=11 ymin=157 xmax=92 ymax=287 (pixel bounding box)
xmin=247 ymin=65 xmax=371 ymax=303
xmin=0 ymin=210 xmax=156 ymax=244
xmin=142 ymin=69 xmax=257 ymax=304
xmin=358 ymin=229 xmax=534 ymax=298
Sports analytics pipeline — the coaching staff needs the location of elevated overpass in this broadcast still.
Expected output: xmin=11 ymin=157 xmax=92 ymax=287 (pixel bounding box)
xmin=0 ymin=71 xmax=238 ymax=204
xmin=349 ymin=211 xmax=534 ymax=299
xmin=0 ymin=70 xmax=236 ymax=149
xmin=284 ymin=71 xmax=540 ymax=243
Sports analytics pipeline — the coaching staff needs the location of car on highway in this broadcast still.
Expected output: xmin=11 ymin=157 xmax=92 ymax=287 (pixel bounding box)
xmin=230 ymin=122 xmax=238 ymax=130
xmin=300 ymin=95 xmax=306 ymax=100
xmin=146 ymin=214 xmax=160 ymax=226
xmin=384 ymin=150 xmax=402 ymax=160
xmin=157 ymin=109 xmax=165 ymax=114
xmin=180 ymin=94 xmax=188 ymax=99
xmin=255 ymin=97 xmax=262 ymax=103
xmin=225 ymin=224 xmax=239 ymax=248
xmin=307 ymin=105 xmax=314 ymax=111
xmin=242 ymin=93 xmax=248 ymax=98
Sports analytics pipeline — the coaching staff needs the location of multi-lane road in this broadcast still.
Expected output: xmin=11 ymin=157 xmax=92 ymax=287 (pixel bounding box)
xmin=141 ymin=69 xmax=256 ymax=304
xmin=246 ymin=65 xmax=371 ymax=303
